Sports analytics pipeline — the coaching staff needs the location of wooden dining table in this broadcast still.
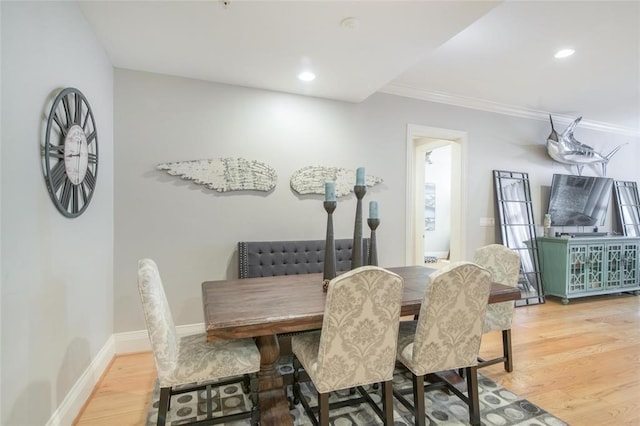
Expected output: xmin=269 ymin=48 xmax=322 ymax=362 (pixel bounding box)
xmin=201 ymin=265 xmax=521 ymax=426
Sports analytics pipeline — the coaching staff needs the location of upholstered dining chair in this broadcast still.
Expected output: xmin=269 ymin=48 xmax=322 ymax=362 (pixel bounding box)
xmin=238 ymin=238 xmax=369 ymax=386
xmin=291 ymin=265 xmax=404 ymax=425
xmin=137 ymin=259 xmax=261 ymax=426
xmin=394 ymin=261 xmax=492 ymax=426
xmin=473 ymin=243 xmax=521 ymax=372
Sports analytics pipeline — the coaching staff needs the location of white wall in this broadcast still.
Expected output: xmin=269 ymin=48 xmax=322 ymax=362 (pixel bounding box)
xmin=0 ymin=3 xmax=4 ymax=423
xmin=1 ymin=2 xmax=114 ymax=425
xmin=114 ymin=69 xmax=639 ymax=332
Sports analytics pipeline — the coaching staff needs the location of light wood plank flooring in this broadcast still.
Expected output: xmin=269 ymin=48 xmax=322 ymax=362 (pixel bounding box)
xmin=74 ymin=293 xmax=640 ymax=425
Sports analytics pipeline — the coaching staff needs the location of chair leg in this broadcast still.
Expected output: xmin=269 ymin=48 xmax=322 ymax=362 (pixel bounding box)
xmin=292 ymin=356 xmax=301 ymax=405
xmin=242 ymin=373 xmax=251 ymax=394
xmin=502 ymin=329 xmax=513 ymax=372
xmin=250 ymin=374 xmax=260 ymax=426
xmin=465 ymin=366 xmax=481 ymax=426
xmin=157 ymin=386 xmax=171 ymax=426
xmin=318 ymin=392 xmax=330 ymax=426
xmin=412 ymin=374 xmax=426 ymax=426
xmin=381 ymin=381 xmax=394 ymax=425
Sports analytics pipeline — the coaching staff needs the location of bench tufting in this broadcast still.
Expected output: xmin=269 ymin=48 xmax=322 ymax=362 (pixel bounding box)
xmin=238 ymin=238 xmax=369 ymax=279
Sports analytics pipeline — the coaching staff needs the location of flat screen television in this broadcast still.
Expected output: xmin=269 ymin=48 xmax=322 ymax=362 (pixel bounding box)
xmin=548 ymin=174 xmax=613 ymax=226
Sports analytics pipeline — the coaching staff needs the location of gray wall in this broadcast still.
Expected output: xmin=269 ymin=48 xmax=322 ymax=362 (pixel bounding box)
xmin=1 ymin=2 xmax=114 ymax=425
xmin=114 ymin=68 xmax=638 ymax=333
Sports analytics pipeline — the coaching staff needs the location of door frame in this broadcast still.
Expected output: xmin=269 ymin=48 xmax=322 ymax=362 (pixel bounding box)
xmin=405 ymin=124 xmax=468 ymax=265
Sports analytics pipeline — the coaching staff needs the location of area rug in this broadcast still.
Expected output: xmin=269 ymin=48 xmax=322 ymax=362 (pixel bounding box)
xmin=146 ymin=360 xmax=567 ymax=425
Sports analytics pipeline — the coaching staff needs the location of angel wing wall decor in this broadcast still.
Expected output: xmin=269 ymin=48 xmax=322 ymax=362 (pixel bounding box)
xmin=546 ymin=115 xmax=626 ymax=176
xmin=157 ymin=157 xmax=277 ymax=192
xmin=290 ymin=165 xmax=383 ymax=197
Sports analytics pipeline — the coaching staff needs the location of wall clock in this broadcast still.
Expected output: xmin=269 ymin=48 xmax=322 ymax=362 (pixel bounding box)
xmin=43 ymin=87 xmax=98 ymax=218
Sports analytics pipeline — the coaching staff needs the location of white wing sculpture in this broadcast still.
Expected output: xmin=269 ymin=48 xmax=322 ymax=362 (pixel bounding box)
xmin=157 ymin=158 xmax=277 ymax=192
xmin=290 ymin=166 xmax=383 ymax=197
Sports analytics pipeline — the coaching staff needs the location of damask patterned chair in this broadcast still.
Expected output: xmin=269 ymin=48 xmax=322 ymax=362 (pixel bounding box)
xmin=473 ymin=244 xmax=521 ymax=372
xmin=238 ymin=238 xmax=369 ymax=382
xmin=137 ymin=259 xmax=261 ymax=426
xmin=291 ymin=266 xmax=404 ymax=425
xmin=394 ymin=261 xmax=491 ymax=426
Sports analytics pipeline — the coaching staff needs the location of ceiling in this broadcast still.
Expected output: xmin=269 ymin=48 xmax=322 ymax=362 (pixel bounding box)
xmin=80 ymin=1 xmax=640 ymax=135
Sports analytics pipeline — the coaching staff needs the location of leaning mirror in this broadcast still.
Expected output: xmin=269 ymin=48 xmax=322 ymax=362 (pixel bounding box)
xmin=614 ymin=181 xmax=640 ymax=237
xmin=493 ymin=170 xmax=545 ymax=306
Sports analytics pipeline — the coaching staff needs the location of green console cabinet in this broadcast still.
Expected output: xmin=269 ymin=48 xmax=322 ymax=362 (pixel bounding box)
xmin=537 ymin=236 xmax=640 ymax=304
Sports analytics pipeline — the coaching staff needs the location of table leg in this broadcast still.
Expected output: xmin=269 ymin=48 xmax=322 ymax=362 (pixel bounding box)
xmin=255 ymin=334 xmax=293 ymax=426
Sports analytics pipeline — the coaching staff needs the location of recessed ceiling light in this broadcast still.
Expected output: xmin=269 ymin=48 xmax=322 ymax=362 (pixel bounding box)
xmin=554 ymin=48 xmax=575 ymax=59
xmin=297 ymin=71 xmax=316 ymax=82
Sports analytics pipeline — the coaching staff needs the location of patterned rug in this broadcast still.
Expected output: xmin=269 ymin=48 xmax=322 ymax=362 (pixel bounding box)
xmin=146 ymin=360 xmax=567 ymax=425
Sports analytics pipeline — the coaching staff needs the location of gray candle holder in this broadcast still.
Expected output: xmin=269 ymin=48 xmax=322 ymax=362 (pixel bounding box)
xmin=367 ymin=218 xmax=380 ymax=266
xmin=323 ymin=200 xmax=337 ymax=292
xmin=351 ymin=185 xmax=366 ymax=269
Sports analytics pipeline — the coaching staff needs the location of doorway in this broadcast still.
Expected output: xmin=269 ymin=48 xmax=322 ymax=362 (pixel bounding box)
xmin=405 ymin=124 xmax=466 ymax=265
xmin=422 ymin=144 xmax=452 ymax=262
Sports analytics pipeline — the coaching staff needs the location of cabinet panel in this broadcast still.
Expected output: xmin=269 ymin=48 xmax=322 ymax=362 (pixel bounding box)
xmin=586 ymin=244 xmax=605 ymax=291
xmin=568 ymin=245 xmax=586 ymax=293
xmin=606 ymin=242 xmax=624 ymax=289
xmin=621 ymin=242 xmax=638 ymax=287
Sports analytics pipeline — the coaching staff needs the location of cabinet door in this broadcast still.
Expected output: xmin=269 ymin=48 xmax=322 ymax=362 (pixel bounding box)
xmin=568 ymin=243 xmax=605 ymax=293
xmin=621 ymin=242 xmax=639 ymax=288
xmin=585 ymin=244 xmax=605 ymax=291
xmin=568 ymin=245 xmax=587 ymax=294
xmin=605 ymin=242 xmax=623 ymax=289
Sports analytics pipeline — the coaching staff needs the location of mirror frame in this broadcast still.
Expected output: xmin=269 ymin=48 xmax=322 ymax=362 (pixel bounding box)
xmin=614 ymin=180 xmax=640 ymax=237
xmin=493 ymin=170 xmax=545 ymax=306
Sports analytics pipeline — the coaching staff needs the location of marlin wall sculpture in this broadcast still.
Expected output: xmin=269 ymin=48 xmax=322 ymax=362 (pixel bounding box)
xmin=546 ymin=115 xmax=626 ymax=176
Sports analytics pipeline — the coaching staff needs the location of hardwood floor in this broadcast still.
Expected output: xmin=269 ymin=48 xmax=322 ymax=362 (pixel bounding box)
xmin=74 ymin=293 xmax=640 ymax=425
xmin=74 ymin=352 xmax=156 ymax=425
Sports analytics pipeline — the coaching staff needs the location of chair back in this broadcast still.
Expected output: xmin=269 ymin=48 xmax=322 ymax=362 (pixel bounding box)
xmin=315 ymin=266 xmax=403 ymax=391
xmin=473 ymin=244 xmax=520 ymax=287
xmin=412 ymin=261 xmax=491 ymax=371
xmin=137 ymin=259 xmax=179 ymax=383
xmin=473 ymin=244 xmax=521 ymax=332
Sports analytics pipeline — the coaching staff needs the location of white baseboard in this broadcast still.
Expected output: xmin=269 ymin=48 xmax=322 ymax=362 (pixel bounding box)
xmin=113 ymin=328 xmax=152 ymax=354
xmin=424 ymin=251 xmax=449 ymax=258
xmin=114 ymin=322 xmax=205 ymax=354
xmin=46 ymin=322 xmax=205 ymax=425
xmin=46 ymin=335 xmax=115 ymax=426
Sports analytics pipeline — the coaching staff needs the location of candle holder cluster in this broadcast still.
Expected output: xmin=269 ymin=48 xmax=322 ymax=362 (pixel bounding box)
xmin=322 ymin=168 xmax=381 ymax=292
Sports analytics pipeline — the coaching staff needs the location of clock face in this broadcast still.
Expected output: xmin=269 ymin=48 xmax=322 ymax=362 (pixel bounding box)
xmin=64 ymin=125 xmax=89 ymax=185
xmin=43 ymin=88 xmax=98 ymax=218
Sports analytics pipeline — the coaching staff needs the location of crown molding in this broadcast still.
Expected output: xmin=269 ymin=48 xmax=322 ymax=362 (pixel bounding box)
xmin=380 ymin=83 xmax=639 ymax=137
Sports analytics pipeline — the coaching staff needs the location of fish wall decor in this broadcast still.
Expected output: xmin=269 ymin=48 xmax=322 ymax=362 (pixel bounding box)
xmin=546 ymin=115 xmax=626 ymax=176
